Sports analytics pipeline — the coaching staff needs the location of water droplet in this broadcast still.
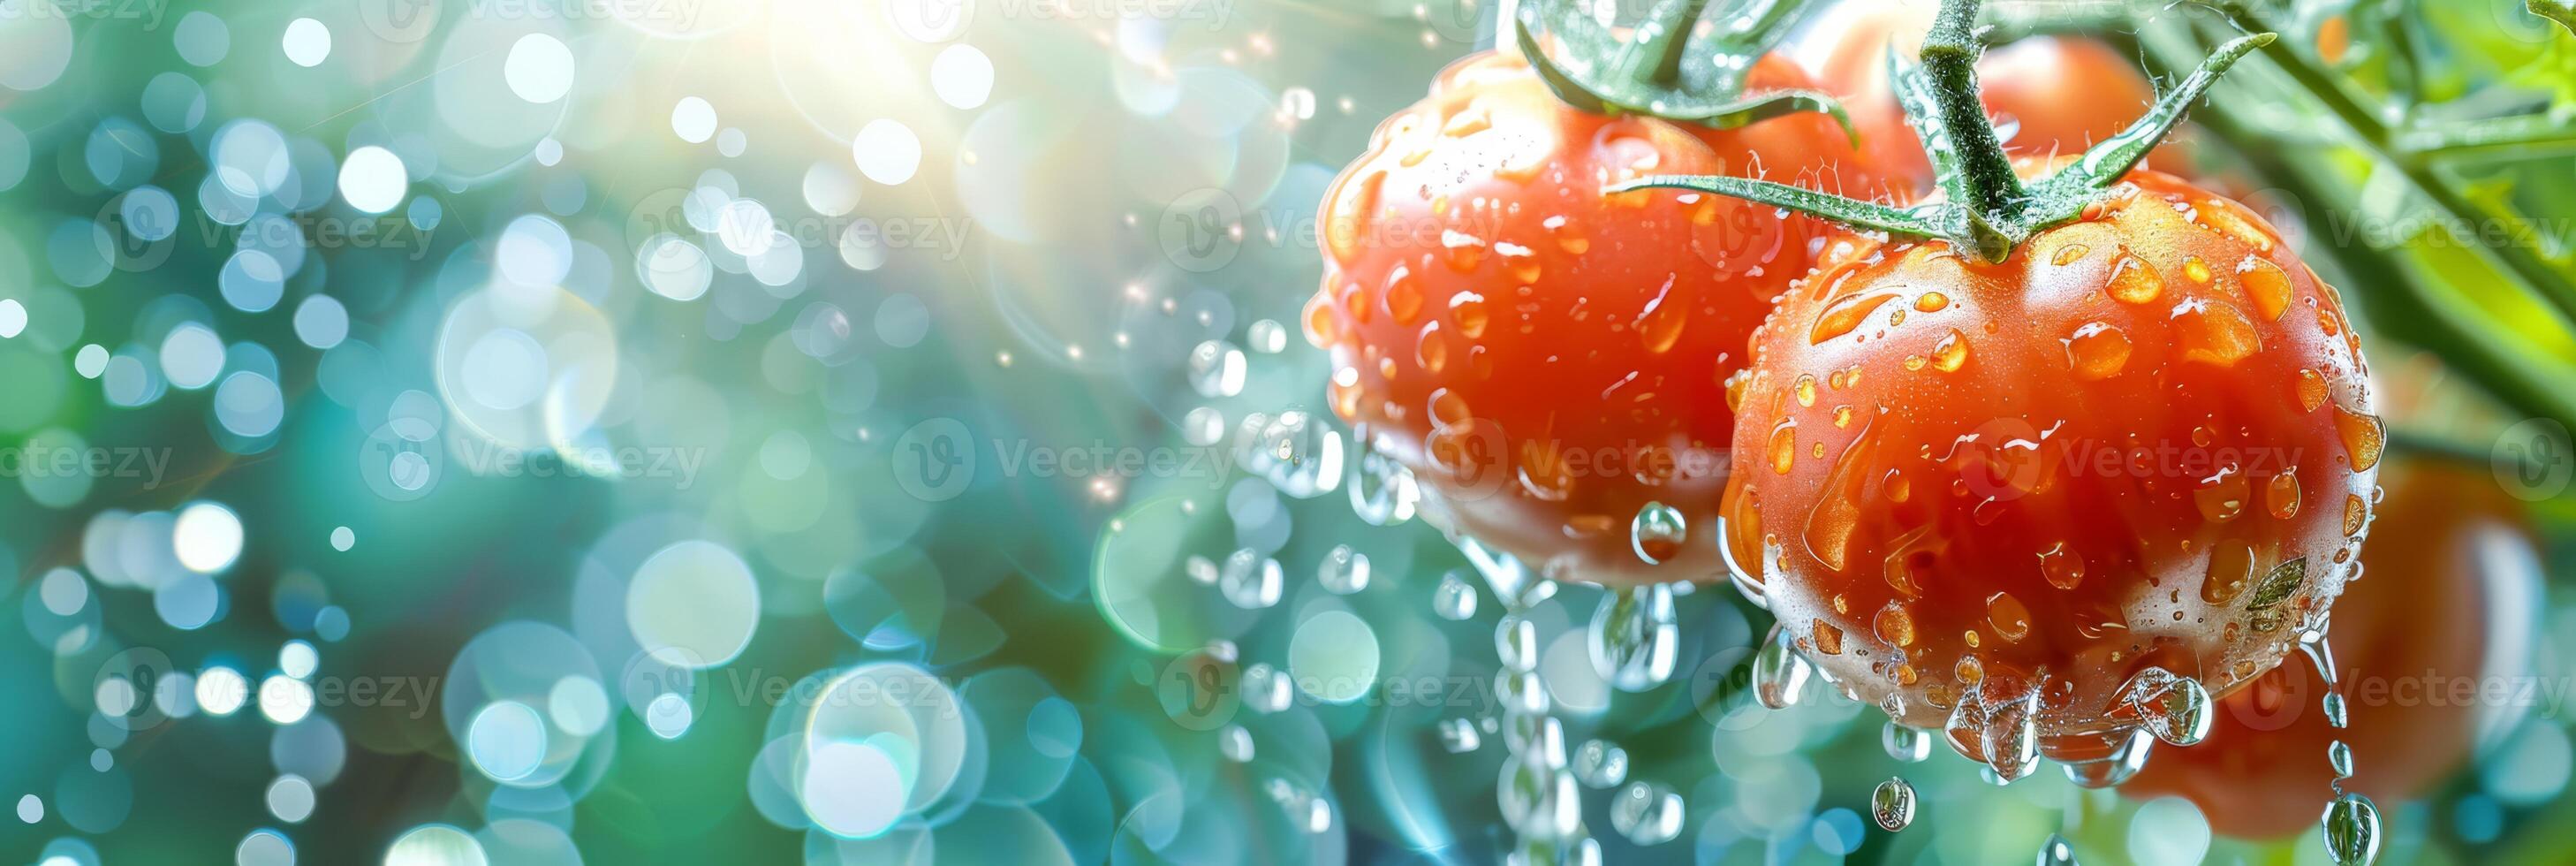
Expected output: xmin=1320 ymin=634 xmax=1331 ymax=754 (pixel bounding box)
xmin=2063 ymin=728 xmax=2154 ymax=788
xmin=2298 ymin=368 xmax=2331 ymax=413
xmin=2322 ymin=793 xmax=2382 ymax=865
xmin=2334 ymin=405 xmax=2384 ymax=472
xmin=2268 ymin=470 xmax=2303 ymax=519
xmin=2037 ymin=542 xmax=2084 ymax=589
xmin=1754 ymin=623 xmax=1812 ymax=710
xmin=2064 ymin=322 xmax=2132 ymax=380
xmin=1349 ymin=435 xmax=1421 ymax=526
xmin=1318 ymin=544 xmax=1370 ymax=594
xmin=1883 ymin=722 xmax=1933 ymax=763
xmin=1915 ymin=292 xmax=1951 ymax=312
xmin=1871 ymin=777 xmax=1916 ymax=832
xmin=1768 ymin=419 xmax=1799 ymax=474
xmin=1496 ymin=669 xmax=1551 ymax=715
xmin=1439 ymin=718 xmax=1482 ymax=753
xmin=2036 ymin=832 xmax=2080 ymax=866
xmin=1498 ymin=755 xmax=1580 ymax=838
xmin=1242 ymin=663 xmax=1292 ymax=712
xmin=1219 ymin=549 xmax=1284 ymax=609
xmin=1220 ymin=725 xmax=1256 ymax=762
xmin=1948 ymin=688 xmax=2040 ymax=781
xmin=2181 ymin=255 xmax=2213 ymax=284
xmin=1638 ymin=279 xmax=1687 ymax=354
xmin=1185 ymin=554 xmax=1219 ymax=585
xmin=1986 ymin=591 xmax=2033 ymax=642
xmin=1187 ymin=339 xmax=1246 ymax=398
xmin=1434 ymin=570 xmax=1480 ymax=620
xmin=2122 ymin=666 xmax=2213 ymax=746
xmin=2323 ymin=692 xmax=2349 ymax=728
xmin=1630 ymin=502 xmax=1686 ymax=565
xmin=1811 ymin=292 xmax=1899 ymax=344
xmin=2241 ymin=256 xmax=2292 ymax=321
xmin=2195 ymin=470 xmax=2250 ymax=522
xmin=2051 ymin=243 xmax=2091 ymax=266
xmin=1811 ymin=619 xmax=1845 ymax=656
xmin=2329 ymin=740 xmax=2354 ymax=779
xmin=1385 ymin=266 xmax=1425 ymax=324
xmin=2344 ymin=492 xmax=2368 ymax=536
xmin=1246 ymin=318 xmax=1289 ymax=353
xmin=1929 ymin=329 xmax=1970 ymax=372
xmin=1509 ymin=833 xmax=1602 ymax=866
xmin=1233 ymin=410 xmax=1345 ymax=498
xmin=2106 ymin=253 xmax=2163 ymax=304
xmin=1874 ymin=602 xmax=1917 ymax=648
xmin=1609 ymin=781 xmax=1684 ymax=846
xmin=2171 ymin=298 xmax=2262 ymax=367
xmin=1450 ymin=291 xmax=1489 ymax=338
xmin=1588 ymin=584 xmax=1678 ymax=691
xmin=1572 ymin=740 xmax=1629 ymax=788
xmin=1496 ymin=615 xmax=1540 ymax=672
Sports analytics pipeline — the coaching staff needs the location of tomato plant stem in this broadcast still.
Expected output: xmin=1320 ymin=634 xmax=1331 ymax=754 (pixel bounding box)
xmin=1919 ymin=0 xmax=2027 ymax=219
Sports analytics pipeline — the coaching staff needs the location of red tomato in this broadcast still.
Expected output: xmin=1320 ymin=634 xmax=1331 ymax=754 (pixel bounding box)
xmin=1807 ymin=5 xmax=2184 ymax=195
xmin=2122 ymin=463 xmax=2538 ymax=837
xmin=1717 ymin=166 xmax=2383 ymax=767
xmin=1306 ymin=50 xmax=1877 ymax=586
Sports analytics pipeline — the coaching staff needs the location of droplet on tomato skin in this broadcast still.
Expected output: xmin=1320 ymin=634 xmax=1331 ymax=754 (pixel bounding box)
xmin=2333 ymin=405 xmax=2385 ymax=472
xmin=2201 ymin=541 xmax=2254 ymax=604
xmin=1769 ymin=420 xmax=1798 ymax=474
xmin=2343 ymin=493 xmax=2368 ymax=536
xmin=2037 ymin=542 xmax=2084 ymax=590
xmin=1804 ymin=423 xmax=1881 ymax=572
xmin=1429 ymin=387 xmax=1471 ymax=427
xmin=2051 ymin=242 xmax=2091 ymax=266
xmin=1441 ymin=229 xmax=1486 ymax=273
xmin=2201 ymin=199 xmax=2278 ymax=252
xmin=1325 ymin=169 xmax=1384 ymax=264
xmin=2194 ymin=469 xmax=2250 ymax=522
xmin=1812 ymin=619 xmax=1845 ymax=655
xmin=2064 ymin=321 xmax=2132 ymax=380
xmin=1304 ymin=293 xmax=1340 ymax=346
xmin=1914 ymin=292 xmax=1950 ymax=312
xmin=1450 ymin=292 xmax=1489 ymax=338
xmin=1875 ymin=602 xmax=1917 ymax=647
xmin=1793 ymin=375 xmax=1817 ymax=406
xmin=1519 ymin=439 xmax=1576 ymax=500
xmin=2170 ymin=297 xmax=2262 ymax=367
xmin=1543 ymin=214 xmax=1590 ymax=254
xmin=1833 ymin=406 xmax=1855 ymax=428
xmin=2181 ymin=255 xmax=2213 ymax=284
xmin=1385 ymin=266 xmax=1426 ymax=324
xmin=1416 ymin=322 xmax=1450 ymax=373
xmin=1810 ymin=292 xmax=1899 ymax=344
xmin=2297 ymin=368 xmax=2331 ymax=413
xmin=1638 ymin=279 xmax=1687 ymax=355
xmin=2121 ymin=666 xmax=2213 ymax=746
xmin=1341 ymin=281 xmax=1375 ymax=326
xmin=1985 ymin=591 xmax=2032 ymax=642
xmin=2106 ymin=252 xmax=2164 ymax=303
xmin=1929 ymin=329 xmax=1969 ymax=372
xmin=2240 ymin=255 xmax=2292 ymax=320
xmin=2267 ymin=470 xmax=2302 ymax=518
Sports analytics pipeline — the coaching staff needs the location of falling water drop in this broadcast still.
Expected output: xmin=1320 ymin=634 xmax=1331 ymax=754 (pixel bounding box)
xmin=1440 ymin=718 xmax=1482 ymax=753
xmin=1218 ymin=549 xmax=1284 ymax=609
xmin=1587 ymin=584 xmax=1678 ymax=691
xmin=1498 ymin=754 xmax=1580 ymax=839
xmin=1870 ymin=777 xmax=1916 ymax=832
xmin=1882 ymin=722 xmax=1932 ymax=763
xmin=1629 ymin=501 xmax=1686 ymax=565
xmin=1220 ymin=725 xmax=1255 ymax=762
xmin=1509 ymin=833 xmax=1602 ymax=866
xmin=1608 ymin=781 xmax=1684 ymax=846
xmin=1496 ymin=669 xmax=1550 ymax=716
xmin=1433 ymin=570 xmax=1480 ymax=620
xmin=1318 ymin=544 xmax=1371 ymax=594
xmin=2322 ymin=793 xmax=2382 ymax=865
xmin=2036 ymin=832 xmax=2080 ymax=866
xmin=1496 ymin=615 xmax=1540 ymax=672
xmin=1348 ymin=433 xmax=1421 ymax=526
xmin=2328 ymin=740 xmax=2354 ymax=779
xmin=1232 ymin=411 xmax=1345 ymax=498
xmin=1242 ymin=663 xmax=1291 ymax=713
xmin=1572 ymin=740 xmax=1628 ymax=788
xmin=1186 ymin=338 xmax=1246 ymax=397
xmin=1753 ymin=622 xmax=1811 ymax=710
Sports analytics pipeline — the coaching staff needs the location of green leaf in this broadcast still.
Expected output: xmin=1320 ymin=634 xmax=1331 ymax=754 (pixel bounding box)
xmin=2534 ymin=0 xmax=2576 ymax=39
xmin=2244 ymin=557 xmax=2307 ymax=611
xmin=2028 ymin=32 xmax=2276 ymax=202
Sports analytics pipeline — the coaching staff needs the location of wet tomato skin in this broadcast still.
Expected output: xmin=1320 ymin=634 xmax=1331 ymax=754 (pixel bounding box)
xmin=1719 ymin=168 xmax=2383 ymax=753
xmin=1807 ymin=7 xmax=2183 ymax=195
xmin=1307 ymin=50 xmax=1878 ymax=586
xmin=2124 ymin=464 xmax=2539 ymax=838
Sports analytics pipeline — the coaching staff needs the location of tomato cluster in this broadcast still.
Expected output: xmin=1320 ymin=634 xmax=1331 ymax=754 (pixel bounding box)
xmin=1316 ymin=0 xmax=2400 ymax=788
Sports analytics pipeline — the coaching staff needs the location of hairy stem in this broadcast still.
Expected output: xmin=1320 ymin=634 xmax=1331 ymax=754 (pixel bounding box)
xmin=1918 ymin=0 xmax=2027 ymax=218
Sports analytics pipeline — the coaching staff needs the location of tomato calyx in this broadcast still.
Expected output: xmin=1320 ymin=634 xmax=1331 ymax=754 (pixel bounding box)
xmin=1610 ymin=0 xmax=2273 ymax=263
xmin=1515 ymin=0 xmax=1855 ymax=134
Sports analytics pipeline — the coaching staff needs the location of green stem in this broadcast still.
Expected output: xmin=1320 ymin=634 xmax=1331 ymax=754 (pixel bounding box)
xmin=1616 ymin=0 xmax=1716 ymax=89
xmin=2209 ymin=0 xmax=2576 ymax=329
xmin=2533 ymin=0 xmax=2576 ymax=38
xmin=1919 ymin=0 xmax=2027 ymax=219
xmin=2397 ymin=115 xmax=2576 ymax=163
